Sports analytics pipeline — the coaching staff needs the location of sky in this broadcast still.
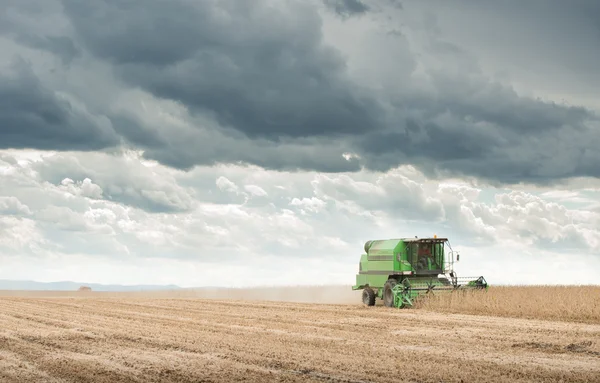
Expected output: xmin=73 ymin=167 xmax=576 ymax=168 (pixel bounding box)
xmin=1 ymin=0 xmax=599 ymax=287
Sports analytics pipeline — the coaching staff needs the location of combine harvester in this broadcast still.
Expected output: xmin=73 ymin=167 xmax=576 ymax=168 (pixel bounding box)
xmin=352 ymin=236 xmax=487 ymax=308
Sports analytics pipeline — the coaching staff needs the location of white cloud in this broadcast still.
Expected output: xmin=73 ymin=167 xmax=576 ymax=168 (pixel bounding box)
xmin=31 ymin=150 xmax=197 ymax=212
xmin=0 ymin=196 xmax=32 ymax=215
xmin=216 ymin=176 xmax=239 ymax=193
xmin=59 ymin=177 xmax=103 ymax=199
xmin=289 ymin=197 xmax=327 ymax=214
xmin=1 ymin=149 xmax=598 ymax=287
xmin=244 ymin=184 xmax=268 ymax=197
xmin=0 ymin=216 xmax=48 ymax=254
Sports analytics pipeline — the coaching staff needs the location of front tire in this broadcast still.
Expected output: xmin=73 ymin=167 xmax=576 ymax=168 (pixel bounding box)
xmin=383 ymin=279 xmax=398 ymax=307
xmin=362 ymin=287 xmax=376 ymax=306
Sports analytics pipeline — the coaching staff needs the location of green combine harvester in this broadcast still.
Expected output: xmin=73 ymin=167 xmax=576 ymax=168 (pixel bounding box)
xmin=352 ymin=236 xmax=487 ymax=308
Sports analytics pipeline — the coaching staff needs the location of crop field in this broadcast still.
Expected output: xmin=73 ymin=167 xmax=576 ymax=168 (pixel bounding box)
xmin=0 ymin=286 xmax=599 ymax=383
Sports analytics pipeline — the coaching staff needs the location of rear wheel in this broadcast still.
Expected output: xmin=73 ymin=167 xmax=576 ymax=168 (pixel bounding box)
xmin=362 ymin=287 xmax=376 ymax=306
xmin=383 ymin=279 xmax=398 ymax=307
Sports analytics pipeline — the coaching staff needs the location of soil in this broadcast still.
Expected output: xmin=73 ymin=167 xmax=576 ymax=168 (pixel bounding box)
xmin=0 ymin=291 xmax=599 ymax=382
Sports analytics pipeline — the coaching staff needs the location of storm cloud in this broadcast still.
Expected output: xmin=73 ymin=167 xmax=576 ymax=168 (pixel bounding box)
xmin=61 ymin=0 xmax=384 ymax=139
xmin=0 ymin=0 xmax=598 ymax=185
xmin=0 ymin=60 xmax=119 ymax=151
xmin=323 ymin=0 xmax=370 ymax=17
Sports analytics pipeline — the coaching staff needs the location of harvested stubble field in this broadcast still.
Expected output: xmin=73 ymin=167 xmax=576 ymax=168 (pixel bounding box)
xmin=0 ymin=286 xmax=599 ymax=383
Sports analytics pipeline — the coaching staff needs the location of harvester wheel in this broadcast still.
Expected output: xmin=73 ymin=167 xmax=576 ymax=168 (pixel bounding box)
xmin=383 ymin=279 xmax=398 ymax=307
xmin=362 ymin=287 xmax=376 ymax=306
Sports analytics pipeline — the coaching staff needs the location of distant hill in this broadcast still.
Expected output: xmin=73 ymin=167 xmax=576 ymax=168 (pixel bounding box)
xmin=0 ymin=279 xmax=181 ymax=292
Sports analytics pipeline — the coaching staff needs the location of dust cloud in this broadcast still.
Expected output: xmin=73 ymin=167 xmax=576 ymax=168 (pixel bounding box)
xmin=0 ymin=285 xmax=364 ymax=305
xmin=180 ymin=285 xmax=363 ymax=305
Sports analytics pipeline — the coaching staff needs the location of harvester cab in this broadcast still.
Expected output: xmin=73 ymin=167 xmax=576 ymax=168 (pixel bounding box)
xmin=352 ymin=236 xmax=487 ymax=308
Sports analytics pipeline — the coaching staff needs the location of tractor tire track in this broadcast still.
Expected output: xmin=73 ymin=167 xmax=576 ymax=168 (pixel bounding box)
xmin=0 ymin=295 xmax=599 ymax=382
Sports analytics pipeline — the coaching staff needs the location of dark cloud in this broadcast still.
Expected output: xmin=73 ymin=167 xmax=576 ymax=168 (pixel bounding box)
xmin=138 ymin=127 xmax=363 ymax=173
xmin=61 ymin=0 xmax=384 ymax=140
xmin=362 ymin=22 xmax=600 ymax=182
xmin=107 ymin=112 xmax=362 ymax=172
xmin=323 ymin=0 xmax=370 ymax=17
xmin=357 ymin=81 xmax=600 ymax=184
xmin=0 ymin=59 xmax=119 ymax=151
xmin=17 ymin=35 xmax=80 ymax=65
xmin=406 ymin=0 xmax=600 ymax=103
xmin=387 ymin=0 xmax=403 ymax=9
xmin=0 ymin=1 xmax=80 ymax=64
xmin=110 ymin=116 xmax=166 ymax=151
xmin=0 ymin=0 xmax=598 ymax=185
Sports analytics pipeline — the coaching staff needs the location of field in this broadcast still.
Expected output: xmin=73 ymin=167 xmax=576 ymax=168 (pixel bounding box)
xmin=0 ymin=286 xmax=599 ymax=383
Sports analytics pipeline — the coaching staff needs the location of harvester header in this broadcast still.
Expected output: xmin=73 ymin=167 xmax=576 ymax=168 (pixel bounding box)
xmin=353 ymin=236 xmax=487 ymax=308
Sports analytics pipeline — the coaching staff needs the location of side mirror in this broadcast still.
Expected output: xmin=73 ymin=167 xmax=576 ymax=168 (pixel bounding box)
xmin=457 ymin=253 xmax=460 ymax=261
